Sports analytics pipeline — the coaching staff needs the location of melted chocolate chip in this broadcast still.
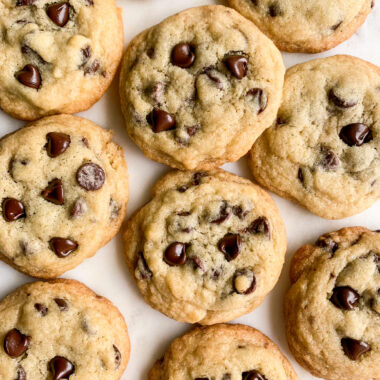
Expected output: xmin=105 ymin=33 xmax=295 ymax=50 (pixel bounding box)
xmin=4 ymin=329 xmax=30 ymax=358
xmin=80 ymin=46 xmax=91 ymax=67
xmin=84 ymin=60 xmax=102 ymax=75
xmin=243 ymin=370 xmax=268 ymax=380
xmin=147 ymin=47 xmax=155 ymax=58
xmin=171 ymin=43 xmax=195 ymax=68
xmin=164 ymin=242 xmax=187 ymax=266
xmin=187 ymin=125 xmax=200 ymax=137
xmin=109 ymin=199 xmax=119 ymax=220
xmin=329 ymin=89 xmax=357 ymax=108
xmin=218 ymin=233 xmax=241 ymax=261
xmin=49 ymin=356 xmax=75 ymax=380
xmin=246 ymin=88 xmax=267 ymax=113
xmin=211 ymin=201 xmax=230 ymax=224
xmin=192 ymin=172 xmax=207 ymax=186
xmin=46 ymin=132 xmax=71 ymax=158
xmin=54 ymin=298 xmax=68 ymax=311
xmin=147 ymin=108 xmax=176 ymax=133
xmin=331 ymin=20 xmax=343 ymax=30
xmin=339 ymin=123 xmax=372 ymax=146
xmin=137 ymin=252 xmax=153 ymax=279
xmin=268 ymin=3 xmax=282 ymax=16
xmin=177 ymin=185 xmax=188 ymax=193
xmin=297 ymin=168 xmax=304 ymax=183
xmin=195 ymin=378 xmax=209 ymax=380
xmin=47 ymin=2 xmax=70 ymax=27
xmin=224 ymin=55 xmax=248 ymax=79
xmin=49 ymin=238 xmax=78 ymax=258
xmin=190 ymin=256 xmax=206 ymax=272
xmin=341 ymin=338 xmax=371 ymax=360
xmin=319 ymin=147 xmax=340 ymax=171
xmin=16 ymin=365 xmax=26 ymax=380
xmin=41 ymin=179 xmax=64 ymax=205
xmin=16 ymin=0 xmax=35 ymax=5
xmin=2 ymin=198 xmax=26 ymax=222
xmin=34 ymin=303 xmax=48 ymax=316
xmin=234 ymin=268 xmax=256 ymax=295
xmin=246 ymin=217 xmax=271 ymax=238
xmin=16 ymin=64 xmax=41 ymax=89
xmin=316 ymin=235 xmax=338 ymax=253
xmin=113 ymin=345 xmax=121 ymax=369
xmin=76 ymin=163 xmax=105 ymax=191
xmin=201 ymin=66 xmax=223 ymax=89
xmin=70 ymin=198 xmax=88 ymax=219
xmin=330 ymin=287 xmax=360 ymax=310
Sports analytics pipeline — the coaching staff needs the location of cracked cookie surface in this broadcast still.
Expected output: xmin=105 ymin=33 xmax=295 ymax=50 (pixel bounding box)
xmin=0 ymin=114 xmax=128 ymax=278
xmin=285 ymin=227 xmax=380 ymax=380
xmin=227 ymin=0 xmax=373 ymax=53
xmin=0 ymin=0 xmax=123 ymax=120
xmin=249 ymin=55 xmax=380 ymax=219
xmin=0 ymin=279 xmax=130 ymax=380
xmin=149 ymin=324 xmax=298 ymax=380
xmin=119 ymin=5 xmax=284 ymax=170
xmin=123 ymin=169 xmax=286 ymax=324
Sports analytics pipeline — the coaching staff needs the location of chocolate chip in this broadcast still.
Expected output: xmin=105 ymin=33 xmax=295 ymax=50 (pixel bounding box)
xmin=147 ymin=108 xmax=176 ymax=133
xmin=41 ymin=179 xmax=64 ymax=205
xmin=222 ymin=375 xmax=231 ymax=380
xmin=232 ymin=206 xmax=243 ymax=218
xmin=330 ymin=287 xmax=360 ymax=310
xmin=268 ymin=3 xmax=282 ymax=16
xmin=47 ymin=2 xmax=70 ymax=27
xmin=16 ymin=64 xmax=41 ymax=89
xmin=171 ymin=43 xmax=195 ymax=68
xmin=341 ymin=338 xmax=371 ymax=360
xmin=109 ymin=199 xmax=119 ymax=220
xmin=177 ymin=185 xmax=188 ymax=193
xmin=49 ymin=238 xmax=78 ymax=258
xmin=316 ymin=235 xmax=338 ymax=253
xmin=211 ymin=268 xmax=221 ymax=280
xmin=246 ymin=217 xmax=271 ymax=238
xmin=147 ymin=47 xmax=155 ymax=58
xmin=16 ymin=365 xmax=26 ymax=380
xmin=2 ymin=198 xmax=25 ymax=222
xmin=80 ymin=46 xmax=91 ymax=68
xmin=113 ymin=345 xmax=121 ymax=369
xmin=297 ymin=168 xmax=304 ymax=183
xmin=34 ymin=303 xmax=48 ymax=316
xmin=84 ymin=60 xmax=101 ymax=75
xmin=147 ymin=82 xmax=165 ymax=105
xmin=211 ymin=201 xmax=230 ymax=224
xmin=136 ymin=252 xmax=153 ymax=279
xmin=46 ymin=132 xmax=71 ymax=158
xmin=76 ymin=163 xmax=105 ymax=191
xmin=224 ymin=55 xmax=248 ymax=79
xmin=234 ymin=268 xmax=256 ymax=295
xmin=218 ymin=233 xmax=241 ymax=261
xmin=187 ymin=125 xmax=200 ymax=137
xmin=201 ymin=66 xmax=223 ymax=89
xmin=243 ymin=370 xmax=268 ymax=380
xmin=164 ymin=242 xmax=187 ymax=266
xmin=16 ymin=0 xmax=35 ymax=5
xmin=82 ymin=137 xmax=89 ymax=147
xmin=192 ymin=172 xmax=207 ymax=186
xmin=331 ymin=20 xmax=343 ymax=30
xmin=339 ymin=123 xmax=373 ymax=146
xmin=70 ymin=198 xmax=88 ymax=219
xmin=190 ymin=256 xmax=206 ymax=272
xmin=319 ymin=147 xmax=340 ymax=171
xmin=195 ymin=378 xmax=209 ymax=380
xmin=3 ymin=329 xmax=30 ymax=358
xmin=49 ymin=356 xmax=75 ymax=380
xmin=54 ymin=298 xmax=68 ymax=311
xmin=328 ymin=89 xmax=357 ymax=108
xmin=246 ymin=88 xmax=267 ymax=113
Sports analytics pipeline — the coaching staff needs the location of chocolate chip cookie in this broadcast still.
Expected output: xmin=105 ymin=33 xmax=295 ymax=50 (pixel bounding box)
xmin=123 ymin=169 xmax=286 ymax=324
xmin=0 ymin=114 xmax=128 ymax=278
xmin=0 ymin=0 xmax=123 ymax=120
xmin=149 ymin=323 xmax=298 ymax=380
xmin=119 ymin=5 xmax=284 ymax=170
xmin=285 ymin=227 xmax=380 ymax=380
xmin=0 ymin=279 xmax=130 ymax=379
xmin=249 ymin=55 xmax=380 ymax=219
xmin=227 ymin=0 xmax=373 ymax=53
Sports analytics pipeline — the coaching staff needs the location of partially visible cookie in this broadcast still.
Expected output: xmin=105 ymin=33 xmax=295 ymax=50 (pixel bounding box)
xmin=285 ymin=227 xmax=380 ymax=380
xmin=0 ymin=279 xmax=130 ymax=379
xmin=227 ymin=0 xmax=373 ymax=53
xmin=119 ymin=5 xmax=284 ymax=170
xmin=123 ymin=169 xmax=286 ymax=324
xmin=149 ymin=323 xmax=298 ymax=380
xmin=0 ymin=0 xmax=123 ymax=120
xmin=0 ymin=114 xmax=128 ymax=278
xmin=249 ymin=55 xmax=380 ymax=219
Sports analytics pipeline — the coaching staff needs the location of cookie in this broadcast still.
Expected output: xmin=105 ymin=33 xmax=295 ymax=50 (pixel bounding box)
xmin=123 ymin=169 xmax=286 ymax=324
xmin=249 ymin=55 xmax=380 ymax=219
xmin=119 ymin=5 xmax=284 ymax=170
xmin=149 ymin=323 xmax=298 ymax=380
xmin=0 ymin=114 xmax=128 ymax=278
xmin=285 ymin=227 xmax=380 ymax=380
xmin=0 ymin=279 xmax=130 ymax=379
xmin=0 ymin=0 xmax=123 ymax=120
xmin=227 ymin=0 xmax=373 ymax=53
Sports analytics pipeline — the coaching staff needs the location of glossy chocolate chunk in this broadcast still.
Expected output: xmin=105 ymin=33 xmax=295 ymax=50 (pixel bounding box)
xmin=47 ymin=2 xmax=70 ymax=27
xmin=246 ymin=88 xmax=267 ymax=113
xmin=339 ymin=123 xmax=372 ymax=146
xmin=243 ymin=370 xmax=268 ymax=380
xmin=34 ymin=303 xmax=48 ymax=316
xmin=3 ymin=329 xmax=30 ymax=358
xmin=164 ymin=242 xmax=187 ymax=266
xmin=46 ymin=132 xmax=71 ymax=158
xmin=218 ymin=233 xmax=242 ymax=261
xmin=49 ymin=238 xmax=78 ymax=258
xmin=54 ymin=298 xmax=69 ymax=311
xmin=113 ymin=344 xmax=121 ymax=369
xmin=16 ymin=64 xmax=41 ymax=89
xmin=76 ymin=163 xmax=105 ymax=191
xmin=341 ymin=338 xmax=371 ymax=360
xmin=328 ymin=89 xmax=357 ymax=108
xmin=234 ymin=268 xmax=256 ymax=295
xmin=49 ymin=356 xmax=75 ymax=380
xmin=224 ymin=55 xmax=248 ymax=79
xmin=330 ymin=286 xmax=360 ymax=310
xmin=2 ymin=198 xmax=25 ymax=221
xmin=171 ymin=43 xmax=195 ymax=68
xmin=41 ymin=179 xmax=64 ymax=205
xmin=147 ymin=108 xmax=176 ymax=133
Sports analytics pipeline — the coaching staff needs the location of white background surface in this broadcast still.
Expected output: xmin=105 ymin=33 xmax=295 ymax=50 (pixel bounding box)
xmin=0 ymin=1 xmax=379 ymax=379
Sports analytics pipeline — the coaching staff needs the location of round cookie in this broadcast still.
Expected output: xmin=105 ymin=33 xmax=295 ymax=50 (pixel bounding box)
xmin=119 ymin=5 xmax=284 ymax=170
xmin=123 ymin=169 xmax=286 ymax=324
xmin=0 ymin=279 xmax=130 ymax=379
xmin=149 ymin=324 xmax=298 ymax=380
xmin=0 ymin=114 xmax=128 ymax=278
xmin=0 ymin=0 xmax=123 ymax=120
xmin=285 ymin=227 xmax=380 ymax=380
xmin=227 ymin=0 xmax=373 ymax=53
xmin=249 ymin=55 xmax=380 ymax=219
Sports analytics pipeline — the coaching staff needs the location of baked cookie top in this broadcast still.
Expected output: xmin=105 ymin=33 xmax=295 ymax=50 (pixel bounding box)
xmin=0 ymin=0 xmax=123 ymax=120
xmin=149 ymin=324 xmax=298 ymax=380
xmin=0 ymin=279 xmax=130 ymax=380
xmin=285 ymin=227 xmax=380 ymax=380
xmin=249 ymin=55 xmax=380 ymax=219
xmin=0 ymin=114 xmax=128 ymax=278
xmin=123 ymin=170 xmax=286 ymax=324
xmin=119 ymin=5 xmax=284 ymax=170
xmin=227 ymin=0 xmax=373 ymax=53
